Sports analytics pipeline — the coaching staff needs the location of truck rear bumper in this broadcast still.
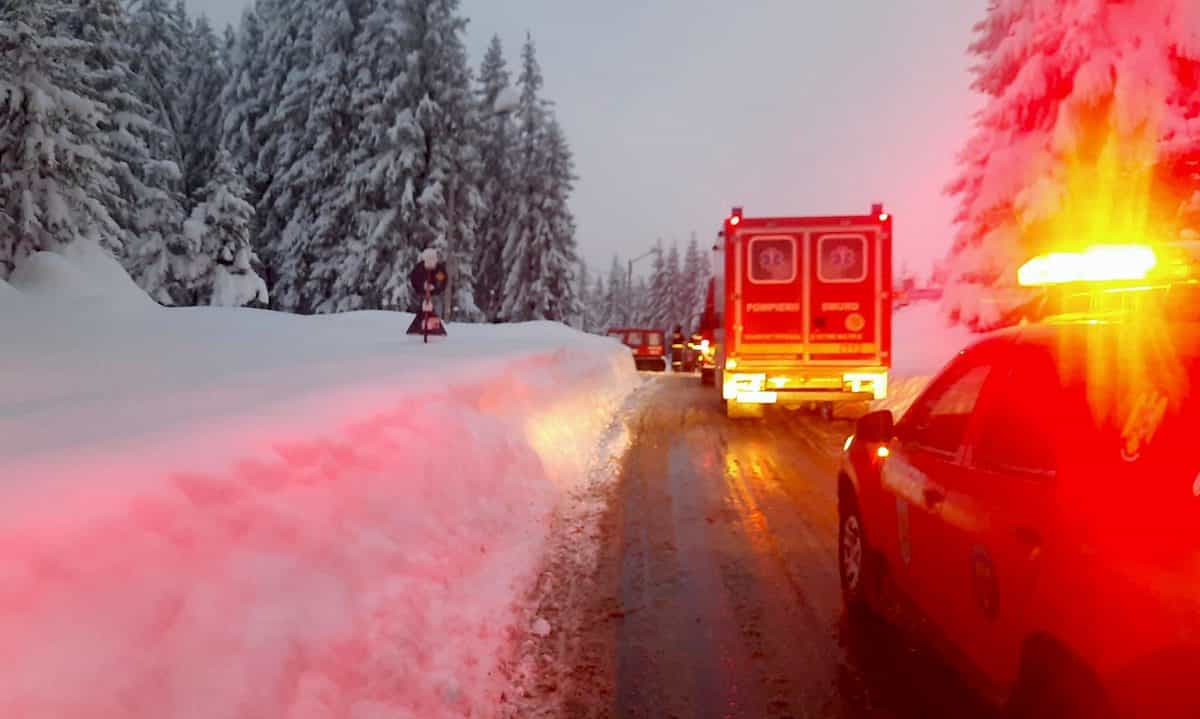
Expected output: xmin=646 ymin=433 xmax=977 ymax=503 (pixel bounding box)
xmin=722 ymin=366 xmax=888 ymax=403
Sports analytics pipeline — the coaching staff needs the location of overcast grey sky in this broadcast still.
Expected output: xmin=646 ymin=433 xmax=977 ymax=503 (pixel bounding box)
xmin=188 ymin=0 xmax=984 ymax=279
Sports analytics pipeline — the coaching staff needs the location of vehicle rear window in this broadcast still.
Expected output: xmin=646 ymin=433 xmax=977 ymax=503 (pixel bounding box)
xmin=818 ymin=234 xmax=867 ymax=283
xmin=647 ymin=333 xmax=662 ymax=346
xmin=627 ymin=332 xmax=643 ymax=346
xmin=747 ymin=236 xmax=796 ymax=283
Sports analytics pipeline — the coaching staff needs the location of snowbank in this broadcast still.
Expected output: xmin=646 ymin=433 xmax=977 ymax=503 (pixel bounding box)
xmin=0 ymin=252 xmax=638 ymax=718
xmin=7 ymin=240 xmax=155 ymax=310
xmin=874 ymin=301 xmax=979 ymax=418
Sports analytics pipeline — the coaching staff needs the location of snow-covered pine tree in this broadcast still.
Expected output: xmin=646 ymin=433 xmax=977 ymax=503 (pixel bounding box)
xmin=944 ymin=0 xmax=1200 ymax=329
xmin=269 ymin=0 xmax=368 ymax=313
xmin=664 ymin=241 xmax=684 ymax=330
xmin=631 ymin=275 xmax=650 ymax=327
xmin=182 ymin=148 xmax=266 ymax=306
xmin=364 ymin=0 xmax=481 ymax=317
xmin=644 ymin=239 xmax=668 ymax=328
xmin=176 ymin=13 xmax=227 ymax=205
xmin=681 ymin=235 xmax=706 ymax=330
xmin=0 ymin=0 xmax=122 ymax=278
xmin=535 ymin=115 xmax=583 ymax=322
xmin=501 ymin=34 xmax=553 ymax=322
xmin=251 ymin=0 xmax=317 ymax=308
xmin=603 ymin=255 xmax=627 ymax=328
xmin=589 ymin=273 xmax=606 ymax=334
xmin=82 ymin=0 xmax=185 ymax=304
xmin=473 ymin=34 xmax=516 ymax=321
xmin=311 ymin=0 xmax=406 ymax=313
xmin=574 ymin=260 xmax=590 ymax=330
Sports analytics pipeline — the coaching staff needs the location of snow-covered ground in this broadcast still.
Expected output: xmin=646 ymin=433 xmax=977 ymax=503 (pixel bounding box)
xmin=872 ymin=301 xmax=981 ymax=418
xmin=0 ymin=246 xmax=638 ymax=718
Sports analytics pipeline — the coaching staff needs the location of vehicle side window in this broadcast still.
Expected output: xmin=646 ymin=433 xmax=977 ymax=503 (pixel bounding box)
xmin=898 ymin=356 xmax=993 ymax=457
xmin=971 ymin=348 xmax=1059 ymax=476
xmin=647 ymin=333 xmax=662 ymax=346
xmin=627 ymin=332 xmax=642 ymax=346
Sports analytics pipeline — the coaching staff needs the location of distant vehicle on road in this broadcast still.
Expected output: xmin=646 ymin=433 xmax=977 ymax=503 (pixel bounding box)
xmin=608 ymin=327 xmax=667 ymax=372
xmin=838 ymin=242 xmax=1200 ymax=719
xmin=715 ymin=205 xmax=893 ymax=419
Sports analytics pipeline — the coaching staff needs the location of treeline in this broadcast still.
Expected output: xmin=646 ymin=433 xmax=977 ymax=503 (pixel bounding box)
xmin=1 ymin=0 xmax=580 ymax=321
xmin=575 ymin=235 xmax=713 ymax=335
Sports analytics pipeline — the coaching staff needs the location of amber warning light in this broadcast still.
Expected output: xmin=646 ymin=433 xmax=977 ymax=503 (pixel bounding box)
xmin=1017 ymin=245 xmax=1158 ymax=287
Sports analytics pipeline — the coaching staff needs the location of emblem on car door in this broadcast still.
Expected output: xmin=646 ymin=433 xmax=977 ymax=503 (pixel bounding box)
xmin=971 ymin=545 xmax=999 ymax=620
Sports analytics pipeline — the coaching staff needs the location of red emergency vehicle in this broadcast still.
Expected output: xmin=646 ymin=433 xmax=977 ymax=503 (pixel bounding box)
xmin=716 ymin=205 xmax=893 ymax=418
xmin=607 ymin=327 xmax=667 ymax=372
xmin=840 ymin=242 xmax=1200 ymax=718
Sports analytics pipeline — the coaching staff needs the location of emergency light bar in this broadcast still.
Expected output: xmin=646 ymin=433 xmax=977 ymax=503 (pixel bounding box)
xmin=1017 ymin=244 xmax=1158 ymax=287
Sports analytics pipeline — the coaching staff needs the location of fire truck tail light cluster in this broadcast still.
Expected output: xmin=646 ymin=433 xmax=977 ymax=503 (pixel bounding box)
xmin=1018 ymin=245 xmax=1158 ymax=287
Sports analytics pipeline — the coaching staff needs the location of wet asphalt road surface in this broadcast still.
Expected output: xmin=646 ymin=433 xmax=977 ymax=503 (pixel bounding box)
xmin=545 ymin=374 xmax=996 ymax=719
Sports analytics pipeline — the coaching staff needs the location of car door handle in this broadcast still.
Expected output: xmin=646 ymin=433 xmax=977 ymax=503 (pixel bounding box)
xmin=923 ymin=487 xmax=946 ymax=508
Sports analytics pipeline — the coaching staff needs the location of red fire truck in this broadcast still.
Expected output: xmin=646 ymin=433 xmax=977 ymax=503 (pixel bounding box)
xmin=716 ymin=205 xmax=893 ymax=418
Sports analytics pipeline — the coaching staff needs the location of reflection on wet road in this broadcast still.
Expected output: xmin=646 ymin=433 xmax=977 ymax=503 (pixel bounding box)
xmin=565 ymin=375 xmax=994 ymax=719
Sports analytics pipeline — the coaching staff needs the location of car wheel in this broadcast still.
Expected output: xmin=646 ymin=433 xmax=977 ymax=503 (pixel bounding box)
xmin=839 ymin=496 xmax=874 ymax=617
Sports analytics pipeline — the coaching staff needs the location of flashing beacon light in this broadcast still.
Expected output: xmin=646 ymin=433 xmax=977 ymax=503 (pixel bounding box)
xmin=729 ymin=206 xmax=743 ymax=227
xmin=871 ymin=203 xmax=889 ymax=222
xmin=1017 ymin=244 xmax=1158 ymax=287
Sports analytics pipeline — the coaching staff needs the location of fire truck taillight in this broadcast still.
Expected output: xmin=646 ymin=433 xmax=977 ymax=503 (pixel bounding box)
xmin=1018 ymin=244 xmax=1158 ymax=287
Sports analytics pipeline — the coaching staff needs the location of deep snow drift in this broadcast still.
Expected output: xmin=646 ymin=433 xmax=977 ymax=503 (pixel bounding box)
xmin=0 ymin=246 xmax=638 ymax=718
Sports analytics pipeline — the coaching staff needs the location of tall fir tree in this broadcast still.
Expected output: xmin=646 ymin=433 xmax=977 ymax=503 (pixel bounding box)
xmin=0 ymin=0 xmax=122 ymax=279
xmin=501 ymin=35 xmax=581 ymax=322
xmin=251 ymin=0 xmax=317 ymax=307
xmin=664 ymin=241 xmax=683 ymax=330
xmin=588 ymin=273 xmax=606 ymax=333
xmin=363 ymin=0 xmax=481 ymax=316
xmin=603 ymin=255 xmax=627 ymax=329
xmin=269 ymin=0 xmax=367 ymax=312
xmin=945 ymin=0 xmax=1200 ymax=328
xmin=681 ymin=235 xmax=707 ymax=330
xmin=644 ymin=239 xmax=669 ymax=328
xmin=473 ymin=35 xmax=515 ymax=321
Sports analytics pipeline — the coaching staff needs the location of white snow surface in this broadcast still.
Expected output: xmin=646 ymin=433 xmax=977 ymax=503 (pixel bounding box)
xmin=0 ymin=250 xmax=638 ymax=718
xmin=873 ymin=301 xmax=980 ymax=418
